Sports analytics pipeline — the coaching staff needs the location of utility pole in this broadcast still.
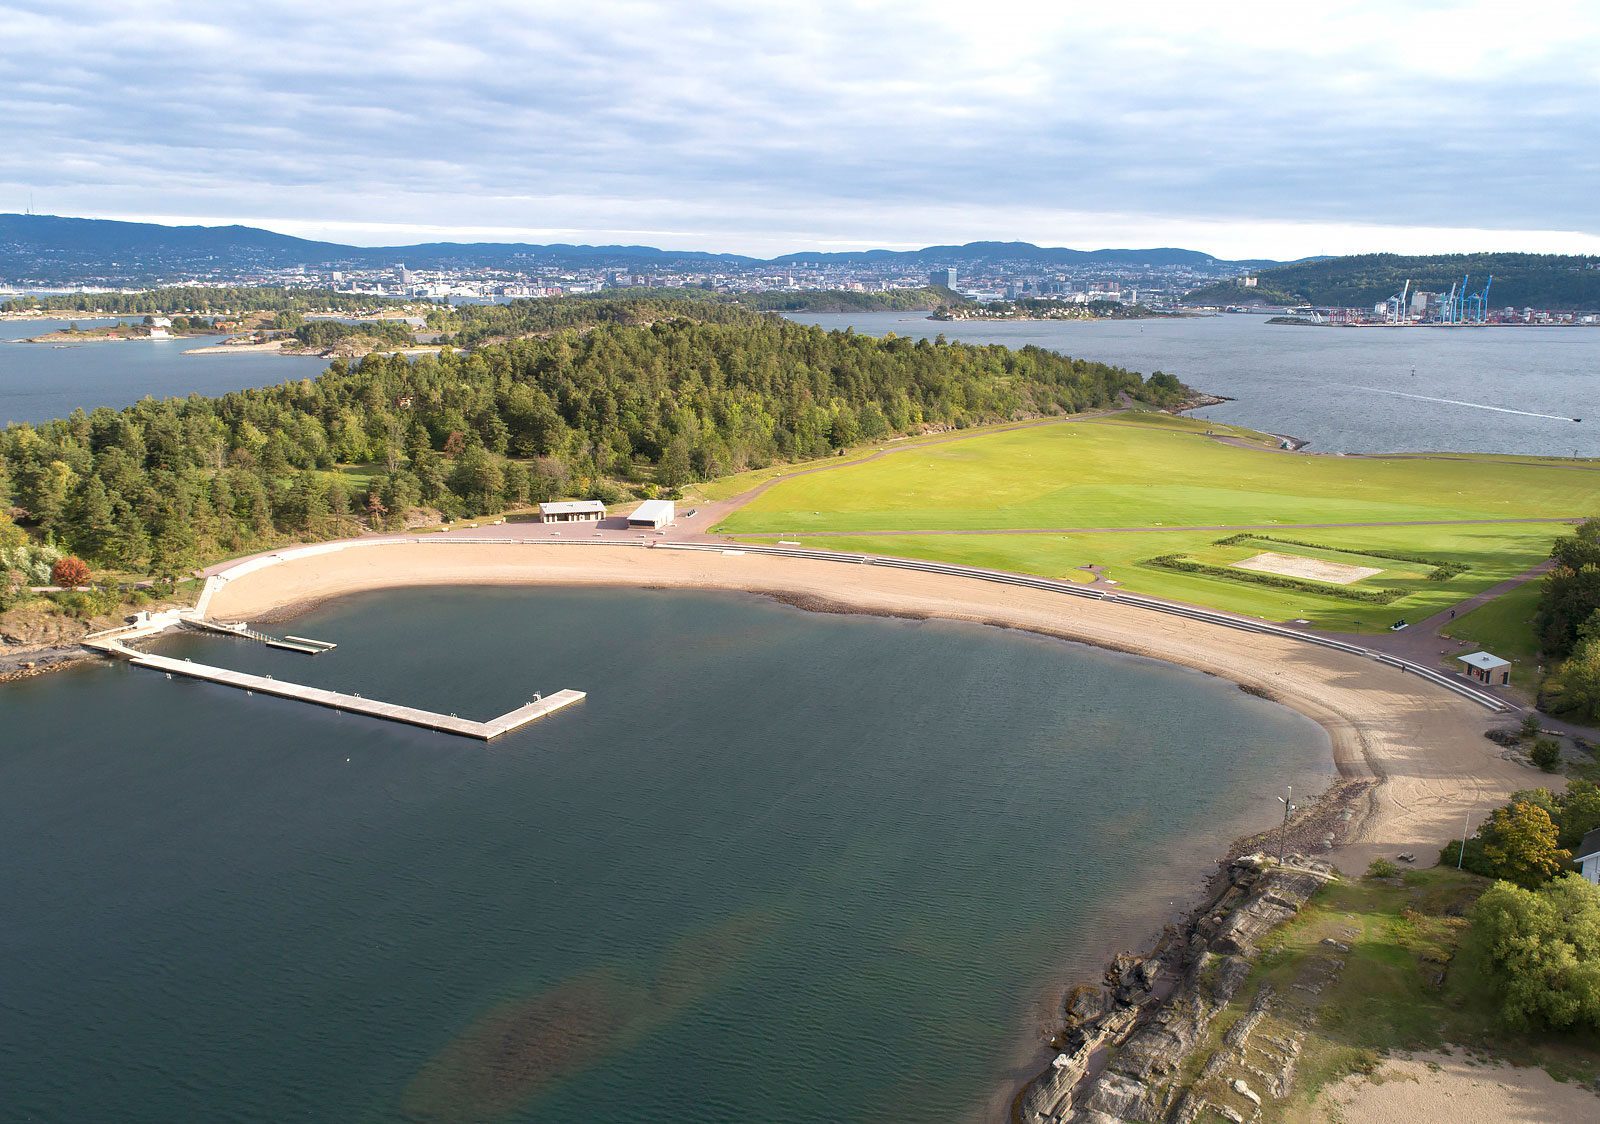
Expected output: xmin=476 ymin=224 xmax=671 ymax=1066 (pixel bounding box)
xmin=1277 ymin=785 xmax=1296 ymax=864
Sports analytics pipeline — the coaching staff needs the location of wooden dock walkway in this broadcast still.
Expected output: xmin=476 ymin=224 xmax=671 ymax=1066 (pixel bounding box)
xmin=91 ymin=640 xmax=583 ymax=740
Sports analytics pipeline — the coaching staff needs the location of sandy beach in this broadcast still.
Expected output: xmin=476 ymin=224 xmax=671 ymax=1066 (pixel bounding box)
xmin=204 ymin=540 xmax=1536 ymax=874
xmin=1312 ymin=1049 xmax=1600 ymax=1122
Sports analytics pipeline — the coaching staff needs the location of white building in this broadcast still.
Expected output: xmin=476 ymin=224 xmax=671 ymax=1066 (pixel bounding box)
xmin=627 ymin=499 xmax=676 ymax=529
xmin=1577 ymin=829 xmax=1600 ymax=885
xmin=537 ymin=500 xmax=606 ymax=523
xmin=1457 ymin=651 xmax=1511 ymax=686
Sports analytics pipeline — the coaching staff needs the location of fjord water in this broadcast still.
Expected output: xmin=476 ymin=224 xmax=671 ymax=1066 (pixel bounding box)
xmin=1 ymin=586 xmax=1328 ymax=1123
xmin=0 ymin=318 xmax=329 ymax=425
xmin=789 ymin=312 xmax=1600 ymax=456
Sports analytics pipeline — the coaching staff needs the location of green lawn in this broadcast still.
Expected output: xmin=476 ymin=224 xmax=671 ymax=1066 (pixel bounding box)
xmin=747 ymin=525 xmax=1558 ymax=631
xmin=1444 ymin=580 xmax=1547 ymax=674
xmin=714 ymin=414 xmax=1595 ymax=627
xmin=718 ymin=415 xmax=1598 ymax=535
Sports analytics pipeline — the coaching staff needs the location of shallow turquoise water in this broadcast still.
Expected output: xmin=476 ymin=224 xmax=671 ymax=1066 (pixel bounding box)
xmin=0 ymin=586 xmax=1329 ymax=1122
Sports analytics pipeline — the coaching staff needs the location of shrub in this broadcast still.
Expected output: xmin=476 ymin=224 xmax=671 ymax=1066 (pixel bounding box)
xmin=1366 ymin=858 xmax=1400 ymax=879
xmin=1545 ymin=638 xmax=1600 ymax=726
xmin=51 ymin=556 xmax=91 ymax=589
xmin=1471 ymin=875 xmax=1600 ymax=1031
xmin=1478 ymin=801 xmax=1572 ymax=888
xmin=1530 ymin=738 xmax=1563 ymax=773
xmin=1520 ymin=713 xmax=1544 ymax=739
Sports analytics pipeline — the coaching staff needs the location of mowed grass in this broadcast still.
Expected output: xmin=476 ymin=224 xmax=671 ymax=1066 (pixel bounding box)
xmin=716 ymin=413 xmax=1595 ymax=627
xmin=747 ymin=524 xmax=1559 ymax=631
xmin=718 ymin=414 xmax=1600 ymax=535
xmin=1444 ymin=580 xmax=1547 ymax=673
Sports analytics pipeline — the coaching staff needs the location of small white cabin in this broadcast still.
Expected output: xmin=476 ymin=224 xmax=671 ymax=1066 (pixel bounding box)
xmin=1457 ymin=651 xmax=1511 ymax=686
xmin=627 ymin=499 xmax=676 ymax=529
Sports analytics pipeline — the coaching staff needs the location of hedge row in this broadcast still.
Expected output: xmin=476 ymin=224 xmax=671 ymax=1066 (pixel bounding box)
xmin=1143 ymin=554 xmax=1408 ymax=603
xmin=1212 ymin=533 xmax=1467 ymax=581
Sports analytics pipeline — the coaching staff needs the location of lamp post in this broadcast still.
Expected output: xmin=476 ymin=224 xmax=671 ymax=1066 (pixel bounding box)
xmin=1277 ymin=785 xmax=1297 ymax=864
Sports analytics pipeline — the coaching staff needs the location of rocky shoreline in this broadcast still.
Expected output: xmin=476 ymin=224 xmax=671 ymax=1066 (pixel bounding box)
xmin=0 ymin=643 xmax=92 ymax=683
xmin=1014 ymin=853 xmax=1337 ymax=1124
xmin=1011 ymin=772 xmax=1375 ymax=1124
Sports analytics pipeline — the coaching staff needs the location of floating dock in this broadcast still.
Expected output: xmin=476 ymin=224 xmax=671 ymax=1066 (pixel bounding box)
xmin=89 ymin=639 xmax=583 ymax=740
xmin=181 ymin=617 xmax=336 ymax=655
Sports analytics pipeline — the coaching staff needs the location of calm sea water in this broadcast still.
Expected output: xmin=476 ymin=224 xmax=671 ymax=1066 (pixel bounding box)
xmin=0 ymin=586 xmax=1328 ymax=1123
xmin=788 ymin=312 xmax=1600 ymax=456
xmin=0 ymin=318 xmax=329 ymax=425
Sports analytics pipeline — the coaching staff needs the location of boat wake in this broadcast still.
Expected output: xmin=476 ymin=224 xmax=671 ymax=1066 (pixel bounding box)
xmin=1350 ymin=386 xmax=1578 ymax=422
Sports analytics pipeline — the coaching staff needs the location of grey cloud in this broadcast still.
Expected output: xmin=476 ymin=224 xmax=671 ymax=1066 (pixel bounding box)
xmin=0 ymin=0 xmax=1595 ymax=251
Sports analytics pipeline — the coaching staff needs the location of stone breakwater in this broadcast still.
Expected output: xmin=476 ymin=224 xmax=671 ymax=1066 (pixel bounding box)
xmin=1016 ymin=854 xmax=1335 ymax=1124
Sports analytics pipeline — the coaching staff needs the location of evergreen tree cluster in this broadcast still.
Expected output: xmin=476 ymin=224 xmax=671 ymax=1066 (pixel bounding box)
xmin=1 ymin=286 xmax=415 ymax=316
xmin=0 ymin=307 xmax=1159 ymax=580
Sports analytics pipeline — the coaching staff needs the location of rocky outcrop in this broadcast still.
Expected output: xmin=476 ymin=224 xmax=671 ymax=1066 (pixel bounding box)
xmin=1015 ymin=854 xmax=1334 ymax=1124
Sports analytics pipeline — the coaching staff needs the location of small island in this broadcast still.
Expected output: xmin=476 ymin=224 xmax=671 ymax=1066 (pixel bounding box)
xmin=23 ymin=315 xmax=219 ymax=343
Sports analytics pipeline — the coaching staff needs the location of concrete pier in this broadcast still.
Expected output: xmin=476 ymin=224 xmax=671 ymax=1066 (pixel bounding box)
xmin=91 ymin=639 xmax=582 ymax=740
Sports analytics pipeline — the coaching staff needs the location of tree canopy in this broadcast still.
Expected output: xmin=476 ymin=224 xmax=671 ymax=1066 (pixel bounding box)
xmin=0 ymin=302 xmax=1167 ymax=582
xmin=1471 ymin=875 xmax=1600 ymax=1031
xmin=2 ymin=285 xmax=417 ymax=316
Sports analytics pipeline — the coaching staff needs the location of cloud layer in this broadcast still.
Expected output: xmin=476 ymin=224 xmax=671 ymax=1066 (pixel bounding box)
xmin=2 ymin=0 xmax=1596 ymax=257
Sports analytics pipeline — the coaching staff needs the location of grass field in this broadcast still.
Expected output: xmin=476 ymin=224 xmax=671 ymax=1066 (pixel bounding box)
xmin=719 ymin=415 xmax=1598 ymax=534
xmin=717 ymin=414 xmax=1597 ymax=629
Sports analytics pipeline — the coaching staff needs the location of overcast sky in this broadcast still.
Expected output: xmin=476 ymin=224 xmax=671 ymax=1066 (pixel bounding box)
xmin=2 ymin=0 xmax=1597 ymax=258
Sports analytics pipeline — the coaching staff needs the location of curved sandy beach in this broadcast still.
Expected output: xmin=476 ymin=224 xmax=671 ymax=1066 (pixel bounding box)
xmin=204 ymin=540 xmax=1535 ymax=873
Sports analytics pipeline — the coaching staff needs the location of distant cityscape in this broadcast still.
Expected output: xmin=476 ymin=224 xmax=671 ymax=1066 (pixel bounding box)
xmin=0 ymin=214 xmax=1595 ymax=322
xmin=0 ymin=255 xmax=1235 ymax=312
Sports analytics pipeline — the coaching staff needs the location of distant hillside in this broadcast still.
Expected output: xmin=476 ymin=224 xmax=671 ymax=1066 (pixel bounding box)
xmin=0 ymin=213 xmax=1276 ymax=285
xmin=767 ymin=241 xmax=1282 ymax=271
xmin=1185 ymin=253 xmax=1600 ymax=310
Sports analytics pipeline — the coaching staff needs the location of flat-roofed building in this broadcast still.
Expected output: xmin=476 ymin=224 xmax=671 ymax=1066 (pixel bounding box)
xmin=627 ymin=499 xmax=676 ymax=529
xmin=1457 ymin=650 xmax=1511 ymax=686
xmin=537 ymin=500 xmax=606 ymax=524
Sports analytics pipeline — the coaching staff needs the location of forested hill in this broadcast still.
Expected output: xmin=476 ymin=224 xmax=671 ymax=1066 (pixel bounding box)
xmin=0 ymin=303 xmax=1180 ymax=585
xmin=1185 ymin=253 xmax=1600 ymax=309
xmin=436 ymin=288 xmax=963 ymax=345
xmin=0 ymin=213 xmax=1275 ymax=284
xmin=736 ymin=286 xmax=965 ymax=313
xmin=1 ymin=286 xmax=415 ymax=315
